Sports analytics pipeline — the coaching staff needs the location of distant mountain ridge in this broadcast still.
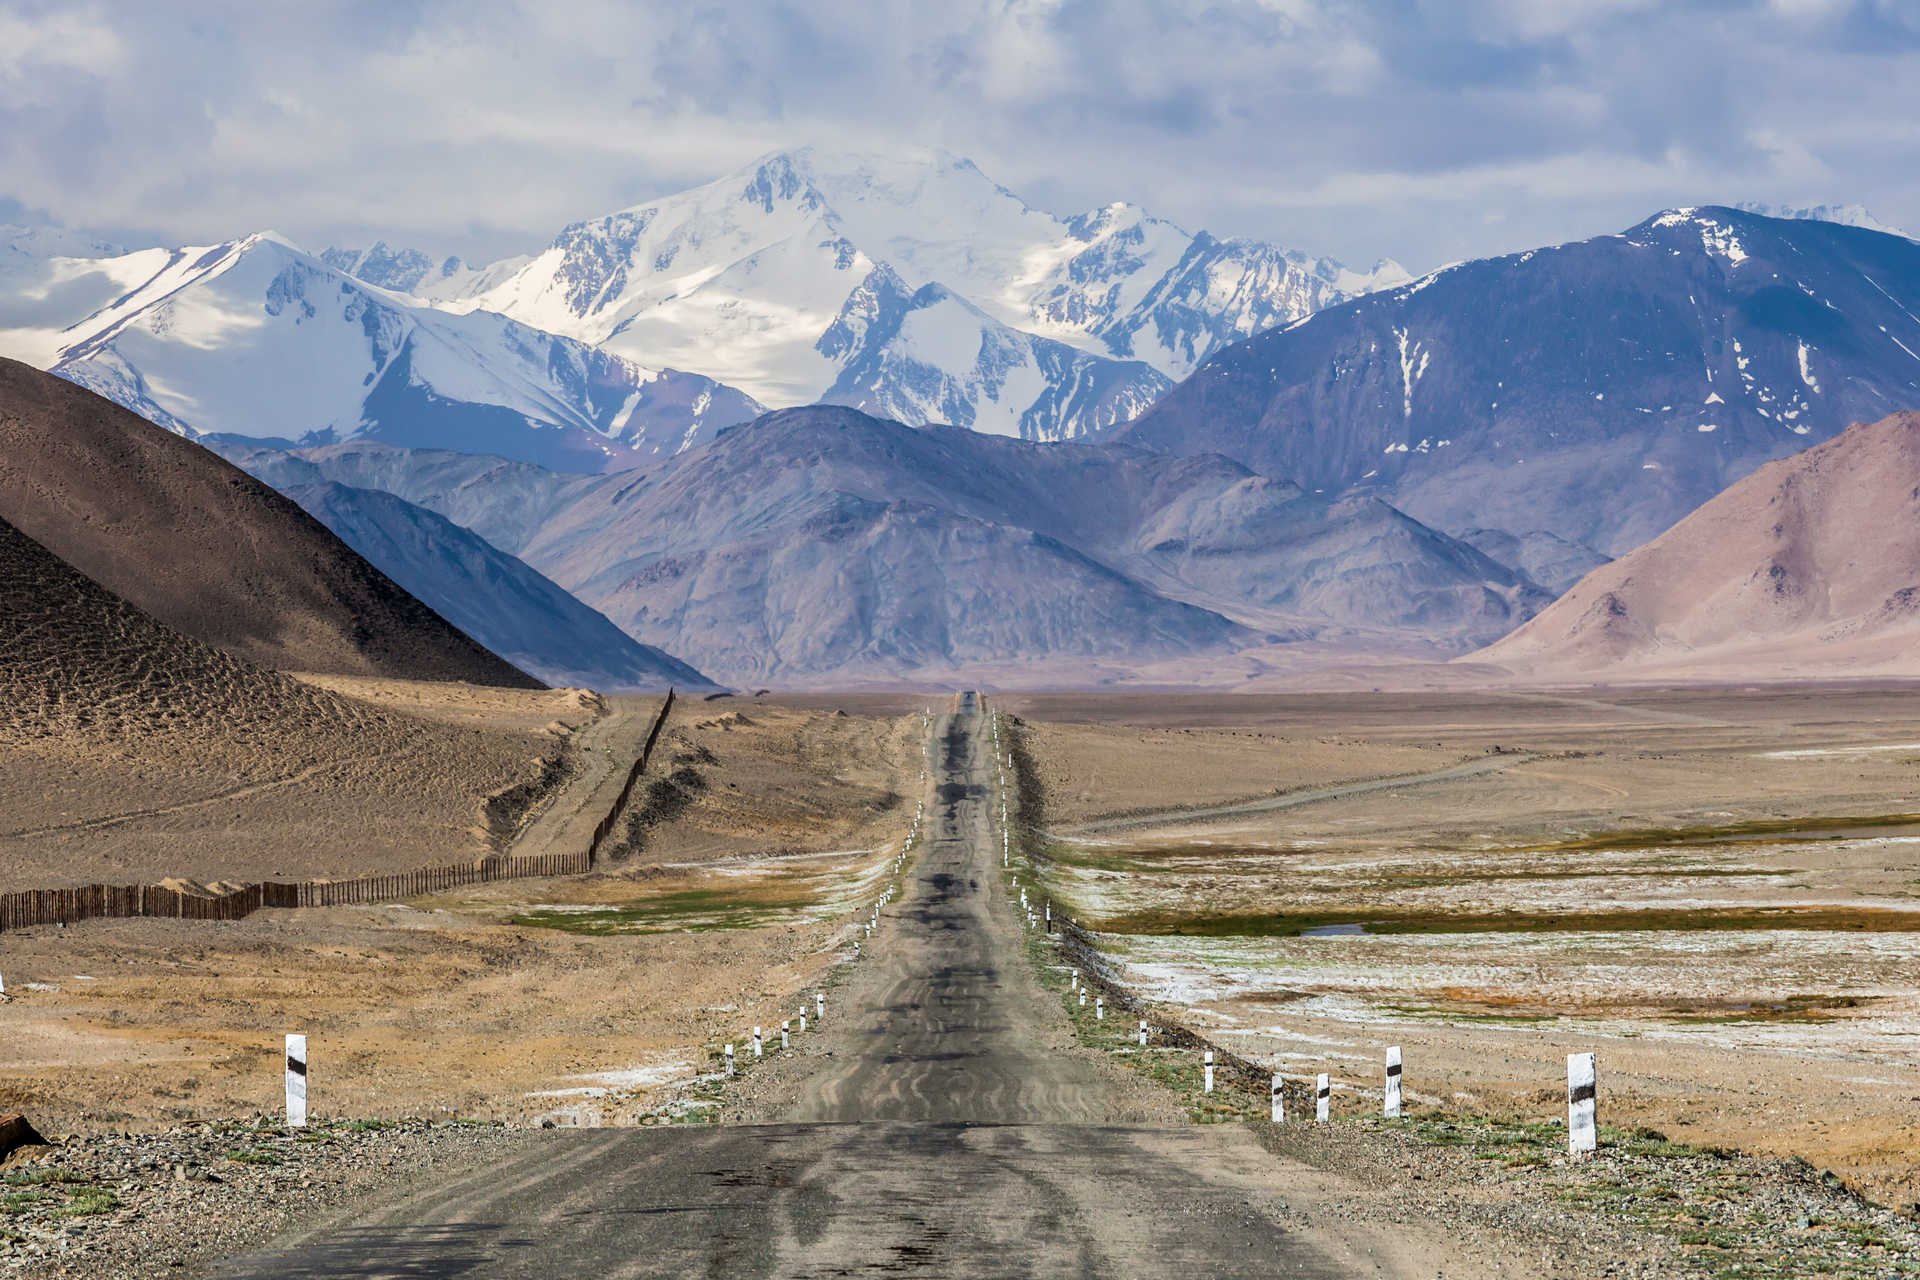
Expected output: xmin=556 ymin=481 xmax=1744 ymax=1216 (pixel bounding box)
xmin=1113 ymin=206 xmax=1920 ymax=556
xmin=0 ymin=358 xmax=538 ymax=686
xmin=230 ymin=407 xmax=1544 ymax=686
xmin=280 ymin=480 xmax=716 ymax=691
xmin=1733 ymin=202 xmax=1914 ymax=241
xmin=0 ymin=230 xmax=764 ymax=471
xmin=1473 ymin=410 xmax=1920 ymax=679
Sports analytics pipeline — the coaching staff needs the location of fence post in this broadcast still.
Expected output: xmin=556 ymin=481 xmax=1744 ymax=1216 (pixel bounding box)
xmin=1316 ymin=1073 xmax=1331 ymax=1123
xmin=1568 ymin=1052 xmax=1597 ymax=1156
xmin=285 ymin=1034 xmax=308 ymax=1129
xmin=1384 ymin=1045 xmax=1403 ymax=1118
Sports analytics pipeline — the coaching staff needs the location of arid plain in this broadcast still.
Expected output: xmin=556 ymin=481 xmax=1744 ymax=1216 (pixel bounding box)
xmin=999 ymin=683 xmax=1920 ymax=1210
xmin=6 ymin=682 xmax=1920 ymax=1277
xmin=0 ymin=690 xmax=920 ymax=1131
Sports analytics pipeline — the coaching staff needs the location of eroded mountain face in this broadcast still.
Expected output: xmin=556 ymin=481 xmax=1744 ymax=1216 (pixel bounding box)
xmin=226 ymin=407 xmax=1545 ymax=686
xmin=1114 ymin=207 xmax=1920 ymax=556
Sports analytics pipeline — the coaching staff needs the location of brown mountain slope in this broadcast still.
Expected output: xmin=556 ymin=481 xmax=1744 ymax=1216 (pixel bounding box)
xmin=1472 ymin=411 xmax=1920 ymax=679
xmin=0 ymin=358 xmax=537 ymax=686
xmin=1 ymin=513 xmax=397 ymax=750
xmin=0 ymin=513 xmax=558 ymax=886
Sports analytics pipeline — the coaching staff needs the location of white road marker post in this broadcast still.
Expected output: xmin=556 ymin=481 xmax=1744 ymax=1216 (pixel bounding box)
xmin=284 ymin=1034 xmax=308 ymax=1129
xmin=1271 ymin=1074 xmax=1285 ymax=1123
xmin=1203 ymin=1049 xmax=1215 ymax=1094
xmin=798 ymin=1011 xmax=808 ymax=1033
xmin=1568 ymin=1052 xmax=1598 ymax=1157
xmin=815 ymin=991 xmax=825 ymax=1022
xmin=1078 ymin=989 xmax=1087 ymax=1007
xmin=1316 ymin=1073 xmax=1331 ymax=1123
xmin=1138 ymin=1020 xmax=1149 ymax=1048
xmin=781 ymin=1020 xmax=791 ymax=1050
xmin=1384 ymin=1046 xmax=1403 ymax=1118
xmin=1070 ymin=970 xmax=1078 ymax=992
xmin=724 ymin=1043 xmax=735 ymax=1078
xmin=753 ymin=1027 xmax=763 ymax=1058
xmin=1096 ymin=997 xmax=1104 ymax=1021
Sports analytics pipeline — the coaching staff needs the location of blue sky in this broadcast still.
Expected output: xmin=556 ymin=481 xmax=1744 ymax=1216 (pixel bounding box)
xmin=1 ymin=0 xmax=1915 ymax=272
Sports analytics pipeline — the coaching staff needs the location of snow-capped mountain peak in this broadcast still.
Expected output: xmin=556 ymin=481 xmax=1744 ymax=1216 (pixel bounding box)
xmin=1733 ymin=201 xmax=1915 ymax=242
xmin=408 ymin=146 xmax=1399 ymax=439
xmin=0 ymin=230 xmax=763 ymax=471
xmin=2 ymin=148 xmax=1406 ymax=455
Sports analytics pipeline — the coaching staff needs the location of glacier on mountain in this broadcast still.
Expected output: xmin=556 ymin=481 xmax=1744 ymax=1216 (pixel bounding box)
xmin=396 ymin=147 xmax=1402 ymax=440
xmin=0 ymin=230 xmax=763 ymax=471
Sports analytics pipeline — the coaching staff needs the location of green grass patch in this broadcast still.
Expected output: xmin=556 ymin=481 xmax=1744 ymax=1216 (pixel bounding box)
xmin=1 ymin=1191 xmax=51 ymax=1214
xmin=1090 ymin=904 xmax=1920 ymax=938
xmin=1667 ymin=993 xmax=1878 ymax=1025
xmin=226 ymin=1149 xmax=283 ymax=1167
xmin=53 ymin=1187 xmax=118 ymax=1218
xmin=509 ymin=885 xmax=826 ymax=934
xmin=2 ymin=1168 xmax=86 ymax=1188
xmin=1529 ymin=813 xmax=1920 ymax=853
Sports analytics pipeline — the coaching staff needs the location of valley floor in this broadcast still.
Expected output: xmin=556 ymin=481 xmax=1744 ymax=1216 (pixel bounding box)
xmin=1 ymin=684 xmax=1917 ymax=1276
xmin=1000 ymin=682 xmax=1920 ymax=1211
xmin=0 ymin=698 xmax=917 ymax=1131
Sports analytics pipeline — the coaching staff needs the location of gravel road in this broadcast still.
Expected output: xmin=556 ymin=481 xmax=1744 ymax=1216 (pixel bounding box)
xmin=201 ymin=696 xmax=1530 ymax=1278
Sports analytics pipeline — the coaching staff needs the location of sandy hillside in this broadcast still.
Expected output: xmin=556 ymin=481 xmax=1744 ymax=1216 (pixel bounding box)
xmin=0 ymin=515 xmax=573 ymax=887
xmin=0 ymin=358 xmax=534 ymax=686
xmin=1474 ymin=410 xmax=1920 ymax=679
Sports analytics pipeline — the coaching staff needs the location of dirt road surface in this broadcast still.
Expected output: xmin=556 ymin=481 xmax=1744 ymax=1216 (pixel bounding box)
xmin=505 ymin=694 xmax=659 ymax=864
xmin=207 ymin=696 xmax=1533 ymax=1278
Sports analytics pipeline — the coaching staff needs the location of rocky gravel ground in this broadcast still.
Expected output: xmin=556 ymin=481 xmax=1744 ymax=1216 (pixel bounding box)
xmin=1265 ymin=1115 xmax=1920 ymax=1279
xmin=0 ymin=1117 xmax=527 ymax=1279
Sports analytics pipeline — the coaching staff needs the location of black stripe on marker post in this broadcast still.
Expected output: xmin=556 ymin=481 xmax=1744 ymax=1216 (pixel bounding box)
xmin=1569 ymin=1083 xmax=1595 ymax=1105
xmin=1386 ymin=1063 xmax=1402 ymax=1077
xmin=287 ymin=1057 xmax=307 ymax=1077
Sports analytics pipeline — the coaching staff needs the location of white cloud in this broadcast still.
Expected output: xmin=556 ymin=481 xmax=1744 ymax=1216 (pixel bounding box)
xmin=0 ymin=0 xmax=1915 ymax=275
xmin=0 ymin=7 xmax=123 ymax=79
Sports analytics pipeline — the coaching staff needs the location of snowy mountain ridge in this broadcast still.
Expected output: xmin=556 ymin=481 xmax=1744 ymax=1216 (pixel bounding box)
xmin=368 ymin=147 xmax=1404 ymax=440
xmin=1732 ymin=201 xmax=1914 ymax=241
xmin=0 ymin=230 xmax=764 ymax=471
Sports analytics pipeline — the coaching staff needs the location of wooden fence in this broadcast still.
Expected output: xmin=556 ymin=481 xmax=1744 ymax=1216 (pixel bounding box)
xmin=0 ymin=688 xmax=679 ymax=933
xmin=0 ymin=849 xmax=592 ymax=933
xmin=587 ymin=687 xmax=677 ymax=864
